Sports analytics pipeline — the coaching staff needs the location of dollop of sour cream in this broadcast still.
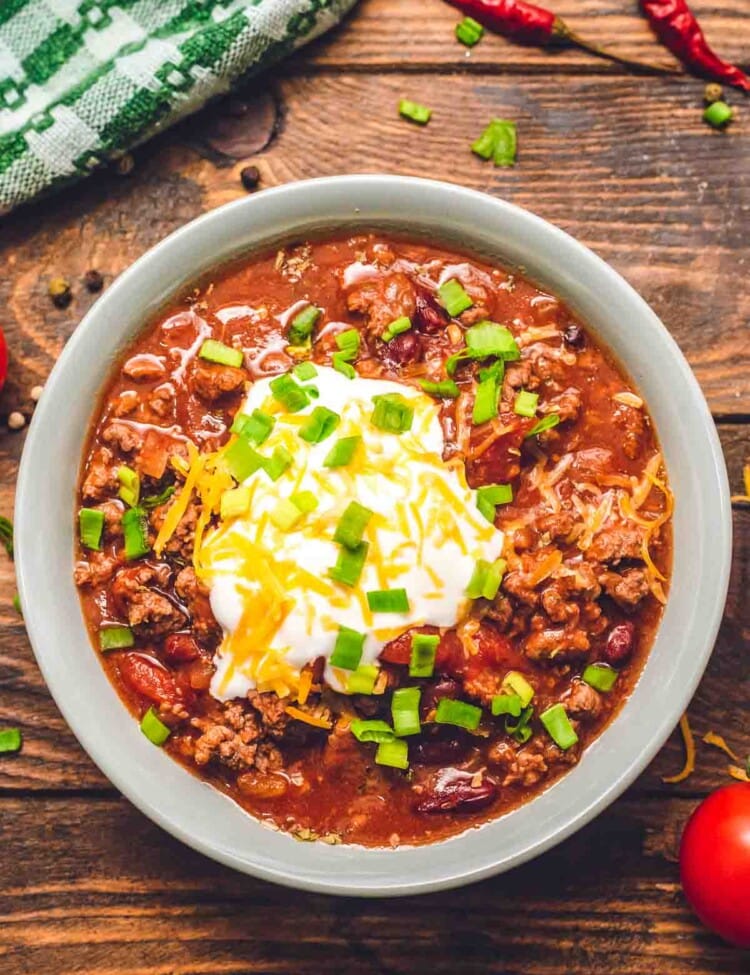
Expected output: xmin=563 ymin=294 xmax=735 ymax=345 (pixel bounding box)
xmin=200 ymin=366 xmax=504 ymax=701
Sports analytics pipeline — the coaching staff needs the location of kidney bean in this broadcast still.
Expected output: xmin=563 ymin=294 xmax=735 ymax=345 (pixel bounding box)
xmin=383 ymin=330 xmax=423 ymax=366
xmin=163 ymin=633 xmax=201 ymax=663
xmin=420 ymin=677 xmax=461 ymax=717
xmin=118 ymin=652 xmax=180 ymax=706
xmin=414 ymin=288 xmax=448 ymax=333
xmin=563 ymin=323 xmax=585 ymax=349
xmin=237 ymin=771 xmax=288 ymax=799
xmin=603 ymin=621 xmax=635 ymax=665
xmin=414 ymin=769 xmax=498 ymax=814
xmin=411 ymin=730 xmax=471 ymax=766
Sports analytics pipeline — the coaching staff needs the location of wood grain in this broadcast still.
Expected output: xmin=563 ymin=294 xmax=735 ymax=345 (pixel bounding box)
xmin=0 ymin=1 xmax=748 ymax=970
xmin=1 ymin=794 xmax=747 ymax=974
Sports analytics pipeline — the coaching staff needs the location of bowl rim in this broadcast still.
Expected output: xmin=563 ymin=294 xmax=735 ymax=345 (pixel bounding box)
xmin=15 ymin=175 xmax=732 ymax=896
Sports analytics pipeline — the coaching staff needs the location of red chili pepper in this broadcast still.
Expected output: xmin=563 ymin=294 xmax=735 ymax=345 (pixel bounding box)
xmin=447 ymin=0 xmax=676 ymax=73
xmin=640 ymin=0 xmax=750 ymax=92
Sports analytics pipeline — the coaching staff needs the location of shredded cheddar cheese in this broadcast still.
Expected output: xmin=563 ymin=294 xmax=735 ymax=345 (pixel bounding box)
xmin=703 ymin=731 xmax=740 ymax=762
xmin=285 ymin=706 xmax=332 ymax=730
xmin=662 ymin=713 xmax=696 ymax=784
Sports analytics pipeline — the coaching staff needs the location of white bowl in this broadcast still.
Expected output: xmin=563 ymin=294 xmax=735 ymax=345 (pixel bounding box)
xmin=15 ymin=176 xmax=731 ymax=896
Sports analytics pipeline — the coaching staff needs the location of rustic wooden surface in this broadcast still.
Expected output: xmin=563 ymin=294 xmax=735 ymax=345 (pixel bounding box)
xmin=0 ymin=1 xmax=749 ymax=971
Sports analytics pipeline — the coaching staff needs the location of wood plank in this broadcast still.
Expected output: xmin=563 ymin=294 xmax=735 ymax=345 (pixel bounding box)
xmin=1 ymin=793 xmax=747 ymax=974
xmin=0 ymin=73 xmax=747 ymax=419
xmin=0 ymin=426 xmax=747 ymax=793
xmin=297 ymin=0 xmax=750 ymax=73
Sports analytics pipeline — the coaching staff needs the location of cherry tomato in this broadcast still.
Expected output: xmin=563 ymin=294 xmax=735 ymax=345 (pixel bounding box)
xmin=0 ymin=328 xmax=7 ymax=392
xmin=679 ymin=783 xmax=750 ymax=948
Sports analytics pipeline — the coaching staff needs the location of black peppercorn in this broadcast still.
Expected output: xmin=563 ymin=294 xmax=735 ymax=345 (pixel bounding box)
xmin=48 ymin=277 xmax=72 ymax=309
xmin=83 ymin=269 xmax=104 ymax=293
xmin=240 ymin=165 xmax=261 ymax=192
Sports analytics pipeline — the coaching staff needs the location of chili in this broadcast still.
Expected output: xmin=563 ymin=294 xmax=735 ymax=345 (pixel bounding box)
xmin=447 ymin=0 xmax=676 ymax=74
xmin=640 ymin=0 xmax=750 ymax=93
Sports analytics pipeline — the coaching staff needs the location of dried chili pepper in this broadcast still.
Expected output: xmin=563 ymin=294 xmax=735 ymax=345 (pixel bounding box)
xmin=640 ymin=0 xmax=750 ymax=92
xmin=446 ymin=0 xmax=675 ymax=73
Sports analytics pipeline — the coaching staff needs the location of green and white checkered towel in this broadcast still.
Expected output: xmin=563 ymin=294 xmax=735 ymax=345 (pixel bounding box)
xmin=0 ymin=0 xmax=357 ymax=213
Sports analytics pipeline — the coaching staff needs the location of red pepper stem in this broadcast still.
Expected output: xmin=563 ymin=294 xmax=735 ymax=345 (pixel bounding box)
xmin=553 ymin=18 xmax=678 ymax=75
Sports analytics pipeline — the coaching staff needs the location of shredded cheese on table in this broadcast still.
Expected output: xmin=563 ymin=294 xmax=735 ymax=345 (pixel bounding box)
xmin=662 ymin=713 xmax=696 ymax=784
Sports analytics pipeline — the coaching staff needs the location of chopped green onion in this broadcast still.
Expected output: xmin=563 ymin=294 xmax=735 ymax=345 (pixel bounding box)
xmin=438 ymin=278 xmax=473 ymax=317
xmin=122 ymin=507 xmax=150 ymax=561
xmin=329 ymin=541 xmax=369 ymax=587
xmin=79 ymin=508 xmax=104 ymax=551
xmin=398 ymin=99 xmax=432 ymax=125
xmin=347 ymin=665 xmax=379 ymax=695
xmin=298 ymin=405 xmax=340 ymax=444
xmin=466 ymin=321 xmax=520 ymax=360
xmin=466 ymin=558 xmax=507 ymax=600
xmin=409 ymin=633 xmax=439 ymax=678
xmin=350 ymin=718 xmax=394 ymax=742
xmin=224 ymin=437 xmax=264 ymax=482
xmin=0 ymin=516 xmax=13 ymax=558
xmin=99 ymin=625 xmax=135 ymax=651
xmin=323 ymin=435 xmax=362 ymax=469
xmin=0 ymin=728 xmax=22 ymax=754
xmin=269 ymin=373 xmax=310 ymax=413
xmin=471 ymin=118 xmax=517 ymax=167
xmin=418 ymin=378 xmax=460 ymax=399
xmin=141 ymin=485 xmax=176 ymax=509
xmin=476 ymin=483 xmax=513 ymax=522
xmin=382 ymin=316 xmax=412 ymax=343
xmin=12 ymin=593 xmax=22 ymax=616
xmin=140 ymin=707 xmax=171 ymax=746
xmin=375 ymin=737 xmax=409 ymax=769
xmin=506 ymin=704 xmax=534 ymax=744
xmin=502 ymin=671 xmax=534 ymax=707
xmin=269 ymin=498 xmax=303 ymax=531
xmin=526 ymin=414 xmax=561 ymax=438
xmin=514 ymin=389 xmax=539 ymax=418
xmin=435 ymin=698 xmax=482 ymax=731
xmin=261 ymin=445 xmax=293 ymax=482
xmin=491 ymin=693 xmax=522 ymax=717
xmin=540 ymin=703 xmax=578 ymax=750
xmin=391 ymin=687 xmax=421 ymax=737
xmin=330 ymin=625 xmax=365 ymax=670
xmin=472 ymin=372 xmax=500 ymax=424
xmin=366 ymin=588 xmax=410 ymax=613
xmin=445 ymin=350 xmax=473 ymax=377
xmin=288 ymin=305 xmax=321 ymax=346
xmin=199 ymin=339 xmax=243 ymax=369
xmin=456 ymin=15 xmax=484 ymax=46
xmin=117 ymin=466 xmax=140 ymax=507
xmin=332 ymin=353 xmax=356 ymax=379
xmin=371 ymin=393 xmax=414 ymax=434
xmin=582 ymin=664 xmax=619 ymax=693
xmin=293 ymin=361 xmax=318 ymax=381
xmin=231 ymin=409 xmax=275 ymax=444
xmin=334 ymin=501 xmax=373 ymax=550
xmin=290 ymin=490 xmax=319 ymax=514
xmin=220 ymin=486 xmax=251 ymax=521
xmin=704 ymin=101 xmax=732 ymax=128
xmin=335 ymin=329 xmax=361 ymax=357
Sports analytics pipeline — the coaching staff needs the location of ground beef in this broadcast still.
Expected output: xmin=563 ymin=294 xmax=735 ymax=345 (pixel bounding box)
xmin=150 ymin=500 xmax=199 ymax=561
xmin=175 ymin=566 xmax=220 ymax=639
xmin=81 ymin=447 xmax=118 ymax=501
xmin=122 ymin=354 xmax=167 ymax=382
xmin=192 ymin=361 xmax=246 ymax=401
xmin=95 ymin=499 xmax=124 ymax=537
xmin=101 ymin=420 xmax=143 ymax=454
xmin=502 ymin=360 xmax=541 ymax=401
xmin=247 ymin=690 xmax=292 ymax=740
xmin=111 ymin=563 xmax=186 ymax=637
xmin=74 ymin=552 xmax=119 ymax=587
xmin=599 ymin=567 xmax=651 ymax=608
xmin=346 ymin=271 xmax=416 ymax=337
xmin=537 ymin=510 xmax=576 ymax=542
xmin=546 ymin=386 xmax=583 ymax=423
xmin=614 ymin=403 xmax=646 ymax=460
xmin=587 ymin=521 xmax=647 ymax=564
xmin=564 ymin=680 xmax=602 ymax=720
xmin=148 ymin=383 xmax=175 ymax=419
xmin=524 ymin=621 xmax=590 ymax=662
xmin=487 ymin=740 xmax=548 ymax=787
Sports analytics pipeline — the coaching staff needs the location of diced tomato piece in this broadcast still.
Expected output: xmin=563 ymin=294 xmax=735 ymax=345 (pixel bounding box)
xmin=118 ymin=652 xmax=180 ymax=706
xmin=163 ymin=633 xmax=201 ymax=663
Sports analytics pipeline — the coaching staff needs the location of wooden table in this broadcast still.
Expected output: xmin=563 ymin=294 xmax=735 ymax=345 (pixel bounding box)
xmin=0 ymin=2 xmax=748 ymax=971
